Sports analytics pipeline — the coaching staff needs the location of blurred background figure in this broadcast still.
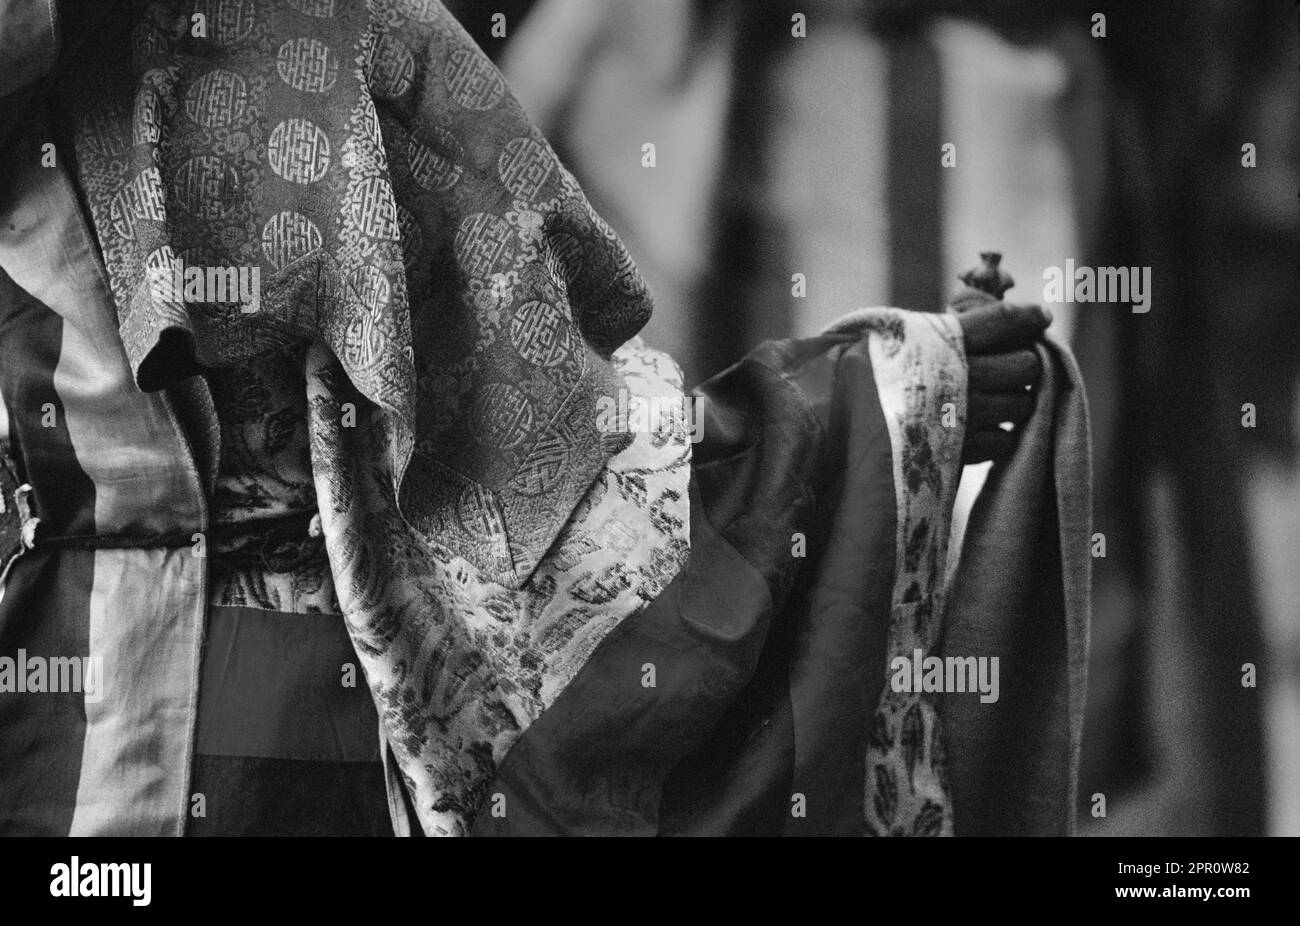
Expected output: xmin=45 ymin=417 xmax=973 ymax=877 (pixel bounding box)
xmin=449 ymin=0 xmax=1300 ymax=836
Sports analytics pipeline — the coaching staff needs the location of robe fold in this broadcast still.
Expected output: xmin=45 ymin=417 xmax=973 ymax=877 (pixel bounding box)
xmin=0 ymin=0 xmax=1089 ymax=836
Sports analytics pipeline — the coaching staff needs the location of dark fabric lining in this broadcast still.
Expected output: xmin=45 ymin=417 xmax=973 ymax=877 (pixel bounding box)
xmin=475 ymin=335 xmax=896 ymax=835
xmin=195 ymin=605 xmax=380 ymax=764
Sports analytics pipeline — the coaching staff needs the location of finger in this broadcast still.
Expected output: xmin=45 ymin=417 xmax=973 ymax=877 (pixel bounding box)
xmin=967 ymin=390 xmax=1035 ymax=431
xmin=960 ymin=302 xmax=1052 ymax=354
xmin=962 ymin=429 xmax=1019 ymax=465
xmin=968 ymin=349 xmax=1042 ymax=392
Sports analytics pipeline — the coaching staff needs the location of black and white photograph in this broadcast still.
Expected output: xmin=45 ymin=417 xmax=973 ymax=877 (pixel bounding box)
xmin=0 ymin=0 xmax=1295 ymax=906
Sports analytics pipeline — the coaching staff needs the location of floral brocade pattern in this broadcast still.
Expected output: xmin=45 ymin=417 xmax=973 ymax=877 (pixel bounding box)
xmin=200 ymin=332 xmax=694 ymax=831
xmin=825 ymin=308 xmax=966 ymax=836
xmin=864 ymin=310 xmax=965 ymax=836
xmin=306 ymin=336 xmax=691 ymax=835
xmin=206 ymin=341 xmax=341 ymax=615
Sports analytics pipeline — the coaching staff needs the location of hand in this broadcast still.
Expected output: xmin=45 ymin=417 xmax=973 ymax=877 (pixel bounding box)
xmin=955 ymin=301 xmax=1051 ymax=464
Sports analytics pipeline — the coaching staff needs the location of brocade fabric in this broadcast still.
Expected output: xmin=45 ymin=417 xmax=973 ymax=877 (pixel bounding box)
xmin=823 ymin=310 xmax=966 ymax=836
xmin=54 ymin=0 xmax=685 ymax=835
xmin=475 ymin=309 xmax=1090 ymax=836
xmin=59 ymin=0 xmax=653 ymax=588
